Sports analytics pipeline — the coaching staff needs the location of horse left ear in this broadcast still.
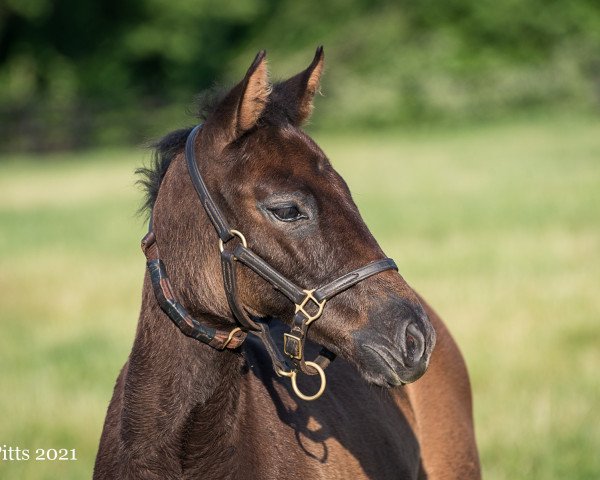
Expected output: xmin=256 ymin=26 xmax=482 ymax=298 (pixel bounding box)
xmin=277 ymin=46 xmax=324 ymax=126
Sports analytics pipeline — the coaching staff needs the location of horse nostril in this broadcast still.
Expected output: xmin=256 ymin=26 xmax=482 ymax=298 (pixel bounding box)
xmin=403 ymin=323 xmax=426 ymax=367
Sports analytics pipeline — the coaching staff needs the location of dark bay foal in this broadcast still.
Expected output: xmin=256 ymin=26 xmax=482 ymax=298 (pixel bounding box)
xmin=95 ymin=48 xmax=481 ymax=479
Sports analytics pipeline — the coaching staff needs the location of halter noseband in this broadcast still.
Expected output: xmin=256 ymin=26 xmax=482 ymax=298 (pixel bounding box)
xmin=141 ymin=124 xmax=398 ymax=400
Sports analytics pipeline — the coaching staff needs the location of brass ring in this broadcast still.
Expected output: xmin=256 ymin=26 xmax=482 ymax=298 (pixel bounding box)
xmin=290 ymin=361 xmax=327 ymax=401
xmin=219 ymin=229 xmax=248 ymax=253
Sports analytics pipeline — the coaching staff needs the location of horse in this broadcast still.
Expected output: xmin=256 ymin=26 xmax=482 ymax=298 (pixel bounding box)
xmin=94 ymin=47 xmax=481 ymax=479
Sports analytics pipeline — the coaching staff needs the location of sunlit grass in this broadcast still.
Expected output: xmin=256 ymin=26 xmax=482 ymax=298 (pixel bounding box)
xmin=1 ymin=114 xmax=599 ymax=479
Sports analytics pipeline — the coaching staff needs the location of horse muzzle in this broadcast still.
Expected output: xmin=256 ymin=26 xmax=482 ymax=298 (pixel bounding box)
xmin=353 ymin=301 xmax=436 ymax=387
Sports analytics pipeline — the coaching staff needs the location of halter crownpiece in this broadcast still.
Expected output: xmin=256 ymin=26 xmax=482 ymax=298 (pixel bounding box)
xmin=142 ymin=124 xmax=398 ymax=401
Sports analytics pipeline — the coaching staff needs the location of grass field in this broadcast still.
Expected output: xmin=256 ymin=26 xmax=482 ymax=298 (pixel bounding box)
xmin=1 ymin=114 xmax=599 ymax=479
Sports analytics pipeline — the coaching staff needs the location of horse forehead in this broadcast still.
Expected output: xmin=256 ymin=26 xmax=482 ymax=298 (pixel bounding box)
xmin=279 ymin=125 xmax=323 ymax=157
xmin=248 ymin=125 xmax=327 ymax=171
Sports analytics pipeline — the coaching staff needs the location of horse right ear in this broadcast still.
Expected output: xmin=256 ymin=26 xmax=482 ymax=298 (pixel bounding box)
xmin=204 ymin=51 xmax=271 ymax=148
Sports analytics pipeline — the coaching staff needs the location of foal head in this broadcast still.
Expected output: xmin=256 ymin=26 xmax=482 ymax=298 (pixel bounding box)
xmin=149 ymin=48 xmax=435 ymax=387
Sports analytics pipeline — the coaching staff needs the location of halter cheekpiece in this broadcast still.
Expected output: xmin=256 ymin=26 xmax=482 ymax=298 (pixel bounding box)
xmin=141 ymin=124 xmax=398 ymax=400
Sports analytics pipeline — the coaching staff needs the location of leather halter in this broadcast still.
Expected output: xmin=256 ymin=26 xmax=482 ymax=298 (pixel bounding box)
xmin=142 ymin=124 xmax=398 ymax=400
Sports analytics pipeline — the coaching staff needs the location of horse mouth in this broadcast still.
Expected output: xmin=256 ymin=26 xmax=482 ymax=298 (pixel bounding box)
xmin=360 ymin=344 xmax=429 ymax=387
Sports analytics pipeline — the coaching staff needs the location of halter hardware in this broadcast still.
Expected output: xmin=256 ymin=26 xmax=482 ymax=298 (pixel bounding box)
xmin=223 ymin=327 xmax=243 ymax=348
xmin=143 ymin=124 xmax=398 ymax=401
xmin=283 ymin=333 xmax=303 ymax=359
xmin=295 ymin=289 xmax=326 ymax=325
xmin=277 ymin=361 xmax=326 ymax=401
xmin=219 ymin=229 xmax=247 ymax=253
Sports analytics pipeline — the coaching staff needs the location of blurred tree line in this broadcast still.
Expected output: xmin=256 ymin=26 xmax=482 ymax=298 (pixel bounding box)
xmin=1 ymin=0 xmax=599 ymax=151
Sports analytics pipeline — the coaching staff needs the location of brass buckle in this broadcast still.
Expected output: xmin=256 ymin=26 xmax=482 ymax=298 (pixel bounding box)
xmin=295 ymin=289 xmax=326 ymax=326
xmin=283 ymin=333 xmax=303 ymax=359
xmin=222 ymin=327 xmax=242 ymax=348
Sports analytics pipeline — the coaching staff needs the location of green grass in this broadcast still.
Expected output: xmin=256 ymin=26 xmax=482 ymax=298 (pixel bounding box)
xmin=1 ymin=114 xmax=599 ymax=479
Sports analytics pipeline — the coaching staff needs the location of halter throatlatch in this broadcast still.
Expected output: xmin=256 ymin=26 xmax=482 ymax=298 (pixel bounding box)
xmin=143 ymin=124 xmax=398 ymax=401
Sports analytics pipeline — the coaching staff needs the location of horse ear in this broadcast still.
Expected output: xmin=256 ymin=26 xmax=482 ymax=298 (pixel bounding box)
xmin=205 ymin=50 xmax=270 ymax=146
xmin=277 ymin=46 xmax=324 ymax=126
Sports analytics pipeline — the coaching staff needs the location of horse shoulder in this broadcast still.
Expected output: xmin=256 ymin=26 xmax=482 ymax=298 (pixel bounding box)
xmin=398 ymin=295 xmax=481 ymax=479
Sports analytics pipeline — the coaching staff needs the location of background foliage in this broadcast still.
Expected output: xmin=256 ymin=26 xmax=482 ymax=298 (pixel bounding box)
xmin=1 ymin=0 xmax=600 ymax=150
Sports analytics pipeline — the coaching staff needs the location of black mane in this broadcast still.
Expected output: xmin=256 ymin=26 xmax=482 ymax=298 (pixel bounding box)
xmin=136 ymin=87 xmax=229 ymax=216
xmin=136 ymin=127 xmax=193 ymax=217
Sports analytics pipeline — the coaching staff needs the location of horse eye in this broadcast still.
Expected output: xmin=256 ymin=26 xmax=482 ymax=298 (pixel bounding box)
xmin=269 ymin=205 xmax=306 ymax=222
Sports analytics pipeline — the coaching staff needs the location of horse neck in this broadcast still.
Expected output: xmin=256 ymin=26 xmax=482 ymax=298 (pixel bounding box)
xmin=125 ymin=277 xmax=245 ymax=467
